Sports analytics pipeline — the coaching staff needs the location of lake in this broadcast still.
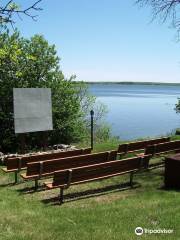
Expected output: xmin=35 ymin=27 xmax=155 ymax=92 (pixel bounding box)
xmin=89 ymin=83 xmax=180 ymax=140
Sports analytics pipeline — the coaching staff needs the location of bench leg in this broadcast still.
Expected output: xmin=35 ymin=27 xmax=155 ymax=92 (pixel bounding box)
xmin=59 ymin=188 xmax=64 ymax=204
xmin=130 ymin=172 xmax=134 ymax=187
xmin=14 ymin=172 xmax=18 ymax=184
xmin=34 ymin=179 xmax=39 ymax=191
xmin=119 ymin=154 xmax=124 ymax=160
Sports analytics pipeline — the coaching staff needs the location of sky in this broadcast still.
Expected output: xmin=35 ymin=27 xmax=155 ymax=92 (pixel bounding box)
xmin=10 ymin=0 xmax=180 ymax=83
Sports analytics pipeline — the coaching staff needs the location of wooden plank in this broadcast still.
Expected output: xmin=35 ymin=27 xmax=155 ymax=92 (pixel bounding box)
xmin=127 ymin=141 xmax=147 ymax=152
xmin=5 ymin=148 xmax=91 ymax=171
xmin=52 ymin=156 xmax=143 ymax=187
xmin=128 ymin=137 xmax=170 ymax=152
xmin=47 ymin=170 xmax=136 ymax=189
xmin=155 ymin=141 xmax=180 ymax=154
xmin=118 ymin=137 xmax=170 ymax=154
xmin=22 ymin=151 xmax=117 ymax=179
xmin=145 ymin=140 xmax=180 ymax=156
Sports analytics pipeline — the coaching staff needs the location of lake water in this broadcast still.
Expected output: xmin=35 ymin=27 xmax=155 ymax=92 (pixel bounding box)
xmin=89 ymin=83 xmax=180 ymax=140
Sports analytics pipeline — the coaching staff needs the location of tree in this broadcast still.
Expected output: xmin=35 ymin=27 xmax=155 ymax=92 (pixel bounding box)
xmin=0 ymin=30 xmax=95 ymax=152
xmin=0 ymin=0 xmax=42 ymax=30
xmin=136 ymin=0 xmax=180 ymax=31
xmin=136 ymin=1 xmax=180 ymax=114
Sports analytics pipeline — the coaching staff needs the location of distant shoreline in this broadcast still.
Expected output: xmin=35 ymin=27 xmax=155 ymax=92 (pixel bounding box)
xmin=83 ymin=81 xmax=180 ymax=86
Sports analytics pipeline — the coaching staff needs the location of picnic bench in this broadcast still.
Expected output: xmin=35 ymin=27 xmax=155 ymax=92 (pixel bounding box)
xmin=21 ymin=150 xmax=117 ymax=189
xmin=45 ymin=155 xmax=150 ymax=204
xmin=117 ymin=137 xmax=170 ymax=157
xmin=2 ymin=148 xmax=92 ymax=183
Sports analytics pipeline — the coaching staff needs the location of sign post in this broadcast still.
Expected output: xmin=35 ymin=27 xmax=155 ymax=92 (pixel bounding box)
xmin=90 ymin=110 xmax=94 ymax=150
xmin=19 ymin=133 xmax=26 ymax=154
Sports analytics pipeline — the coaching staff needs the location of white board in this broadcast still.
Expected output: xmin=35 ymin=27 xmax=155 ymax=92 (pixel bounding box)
xmin=13 ymin=88 xmax=53 ymax=134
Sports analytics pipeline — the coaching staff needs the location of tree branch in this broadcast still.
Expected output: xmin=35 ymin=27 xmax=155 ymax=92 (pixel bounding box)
xmin=0 ymin=0 xmax=43 ymax=26
xmin=136 ymin=0 xmax=180 ymax=31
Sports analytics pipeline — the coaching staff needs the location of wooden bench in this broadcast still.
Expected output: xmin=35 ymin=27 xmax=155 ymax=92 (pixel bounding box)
xmin=45 ymin=155 xmax=150 ymax=204
xmin=117 ymin=137 xmax=170 ymax=157
xmin=2 ymin=148 xmax=91 ymax=183
xmin=144 ymin=140 xmax=180 ymax=168
xmin=145 ymin=140 xmax=180 ymax=156
xmin=21 ymin=150 xmax=117 ymax=189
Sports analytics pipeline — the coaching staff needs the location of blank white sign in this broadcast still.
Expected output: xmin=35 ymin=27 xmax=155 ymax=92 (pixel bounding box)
xmin=13 ymin=88 xmax=53 ymax=134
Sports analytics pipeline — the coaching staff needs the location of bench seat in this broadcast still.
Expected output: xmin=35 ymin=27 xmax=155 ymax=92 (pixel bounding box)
xmin=117 ymin=137 xmax=170 ymax=157
xmin=21 ymin=150 xmax=118 ymax=189
xmin=2 ymin=148 xmax=92 ymax=183
xmin=45 ymin=169 xmax=139 ymax=189
xmin=45 ymin=155 xmax=150 ymax=204
xmin=145 ymin=140 xmax=180 ymax=156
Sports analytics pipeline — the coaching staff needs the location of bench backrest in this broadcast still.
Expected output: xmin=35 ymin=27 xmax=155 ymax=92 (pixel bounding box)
xmin=52 ymin=155 xmax=150 ymax=187
xmin=118 ymin=137 xmax=170 ymax=154
xmin=6 ymin=148 xmax=91 ymax=171
xmin=26 ymin=150 xmax=117 ymax=178
xmin=145 ymin=140 xmax=180 ymax=155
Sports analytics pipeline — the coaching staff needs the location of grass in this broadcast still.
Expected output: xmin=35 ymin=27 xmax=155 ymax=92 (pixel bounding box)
xmin=0 ymin=136 xmax=180 ymax=239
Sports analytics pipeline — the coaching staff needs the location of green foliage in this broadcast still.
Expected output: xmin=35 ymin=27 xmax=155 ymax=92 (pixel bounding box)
xmin=94 ymin=124 xmax=111 ymax=143
xmin=8 ymin=2 xmax=20 ymax=11
xmin=175 ymin=98 xmax=180 ymax=114
xmin=175 ymin=129 xmax=180 ymax=135
xmin=0 ymin=30 xmax=96 ymax=152
xmin=78 ymin=96 xmax=111 ymax=145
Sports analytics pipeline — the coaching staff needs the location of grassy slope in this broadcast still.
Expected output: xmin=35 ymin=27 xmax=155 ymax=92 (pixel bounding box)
xmin=1 ymin=137 xmax=180 ymax=240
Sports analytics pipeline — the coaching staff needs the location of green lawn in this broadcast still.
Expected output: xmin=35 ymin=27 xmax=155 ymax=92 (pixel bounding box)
xmin=0 ymin=138 xmax=180 ymax=240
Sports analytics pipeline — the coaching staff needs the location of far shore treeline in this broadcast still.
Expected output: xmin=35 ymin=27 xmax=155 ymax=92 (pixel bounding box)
xmin=84 ymin=82 xmax=180 ymax=86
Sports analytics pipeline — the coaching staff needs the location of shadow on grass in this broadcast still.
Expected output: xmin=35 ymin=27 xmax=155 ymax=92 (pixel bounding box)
xmin=0 ymin=182 xmax=16 ymax=187
xmin=136 ymin=168 xmax=164 ymax=180
xmin=41 ymin=181 xmax=141 ymax=206
xmin=17 ymin=184 xmax=46 ymax=194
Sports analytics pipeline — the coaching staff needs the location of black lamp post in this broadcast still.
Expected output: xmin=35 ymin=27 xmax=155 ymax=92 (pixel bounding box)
xmin=90 ymin=110 xmax=94 ymax=150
